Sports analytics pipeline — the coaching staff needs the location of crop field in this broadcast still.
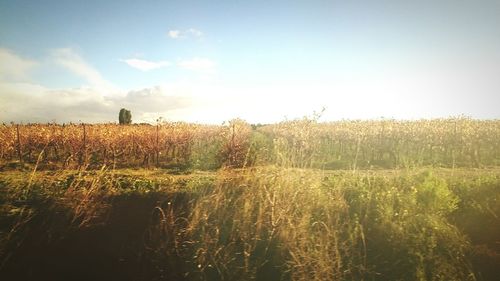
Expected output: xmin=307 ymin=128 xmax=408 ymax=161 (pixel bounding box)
xmin=0 ymin=118 xmax=499 ymax=281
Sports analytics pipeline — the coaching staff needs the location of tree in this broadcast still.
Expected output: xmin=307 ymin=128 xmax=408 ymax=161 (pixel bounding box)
xmin=119 ymin=108 xmax=132 ymax=124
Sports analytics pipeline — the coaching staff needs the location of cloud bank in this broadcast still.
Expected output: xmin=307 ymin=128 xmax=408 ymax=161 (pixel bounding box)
xmin=121 ymin=58 xmax=171 ymax=71
xmin=168 ymin=28 xmax=203 ymax=39
xmin=51 ymin=48 xmax=119 ymax=95
xmin=0 ymin=49 xmax=191 ymax=124
xmin=0 ymin=48 xmax=37 ymax=82
xmin=0 ymin=82 xmax=192 ymax=124
xmin=2 ymin=46 xmax=498 ymax=125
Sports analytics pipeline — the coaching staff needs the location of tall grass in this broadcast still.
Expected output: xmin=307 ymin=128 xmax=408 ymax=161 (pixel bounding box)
xmin=182 ymin=167 xmax=350 ymax=280
xmin=1 ymin=167 xmax=498 ymax=280
xmin=140 ymin=167 xmax=489 ymax=280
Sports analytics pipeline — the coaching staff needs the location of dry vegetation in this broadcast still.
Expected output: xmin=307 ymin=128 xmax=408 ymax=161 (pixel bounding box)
xmin=1 ymin=117 xmax=498 ymax=170
xmin=0 ymin=117 xmax=499 ymax=281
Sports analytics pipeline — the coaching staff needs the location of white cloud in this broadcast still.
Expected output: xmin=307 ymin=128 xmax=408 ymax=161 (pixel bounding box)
xmin=0 ymin=48 xmax=194 ymax=124
xmin=168 ymin=28 xmax=203 ymax=39
xmin=168 ymin=30 xmax=181 ymax=39
xmin=187 ymin=28 xmax=202 ymax=37
xmin=51 ymin=48 xmax=119 ymax=95
xmin=0 ymin=48 xmax=37 ymax=82
xmin=0 ymin=48 xmax=193 ymax=124
xmin=121 ymin=58 xmax=171 ymax=71
xmin=177 ymin=58 xmax=216 ymax=73
xmin=0 ymin=82 xmax=192 ymax=124
xmin=0 ymin=82 xmax=113 ymax=123
xmin=3 ymin=44 xmax=499 ymax=125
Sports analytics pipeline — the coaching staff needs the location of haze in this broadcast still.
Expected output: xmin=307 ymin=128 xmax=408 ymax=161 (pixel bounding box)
xmin=1 ymin=0 xmax=499 ymax=124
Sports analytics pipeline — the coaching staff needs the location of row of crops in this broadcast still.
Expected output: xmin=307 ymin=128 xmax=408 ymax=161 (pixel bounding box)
xmin=0 ymin=117 xmax=499 ymax=169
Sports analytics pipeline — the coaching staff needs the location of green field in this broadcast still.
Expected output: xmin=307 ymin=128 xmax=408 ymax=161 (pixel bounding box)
xmin=1 ymin=119 xmax=499 ymax=281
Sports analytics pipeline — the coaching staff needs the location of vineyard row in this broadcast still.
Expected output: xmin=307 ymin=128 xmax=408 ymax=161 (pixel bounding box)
xmin=1 ymin=118 xmax=499 ymax=169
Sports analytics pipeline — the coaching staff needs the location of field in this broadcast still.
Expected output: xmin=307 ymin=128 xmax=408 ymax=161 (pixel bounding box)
xmin=0 ymin=117 xmax=499 ymax=281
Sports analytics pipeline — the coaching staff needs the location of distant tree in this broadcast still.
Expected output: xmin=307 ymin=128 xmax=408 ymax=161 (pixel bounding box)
xmin=124 ymin=110 xmax=132 ymax=124
xmin=119 ymin=108 xmax=132 ymax=124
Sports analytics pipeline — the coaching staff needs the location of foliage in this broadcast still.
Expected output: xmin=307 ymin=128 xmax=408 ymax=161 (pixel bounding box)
xmin=1 ymin=117 xmax=499 ymax=170
xmin=259 ymin=117 xmax=500 ymax=169
xmin=217 ymin=119 xmax=252 ymax=168
xmin=0 ymin=116 xmax=499 ymax=280
xmin=119 ymin=108 xmax=132 ymax=125
xmin=340 ymin=171 xmax=473 ymax=280
xmin=1 ymin=168 xmax=499 ymax=280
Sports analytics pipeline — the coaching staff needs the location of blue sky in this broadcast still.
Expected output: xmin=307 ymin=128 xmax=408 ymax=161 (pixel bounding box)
xmin=1 ymin=0 xmax=499 ymax=123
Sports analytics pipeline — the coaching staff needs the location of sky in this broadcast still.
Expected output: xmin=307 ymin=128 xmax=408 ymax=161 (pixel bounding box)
xmin=0 ymin=0 xmax=499 ymax=124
